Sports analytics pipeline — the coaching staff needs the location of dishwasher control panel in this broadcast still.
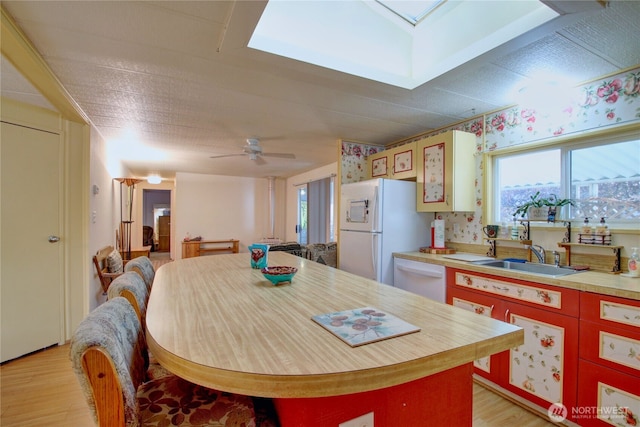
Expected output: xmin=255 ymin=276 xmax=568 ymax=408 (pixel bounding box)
xmin=393 ymin=258 xmax=446 ymax=303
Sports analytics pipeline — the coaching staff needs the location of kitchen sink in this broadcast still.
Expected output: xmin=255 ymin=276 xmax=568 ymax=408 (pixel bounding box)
xmin=470 ymin=260 xmax=584 ymax=277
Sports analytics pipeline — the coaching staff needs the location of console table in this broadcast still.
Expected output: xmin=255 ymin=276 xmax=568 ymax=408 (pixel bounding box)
xmin=120 ymin=246 xmax=151 ymax=261
xmin=181 ymin=239 xmax=239 ymax=258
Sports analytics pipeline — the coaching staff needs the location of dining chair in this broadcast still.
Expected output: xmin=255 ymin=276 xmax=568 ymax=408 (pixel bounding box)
xmin=107 ymin=271 xmax=170 ymax=381
xmin=107 ymin=271 xmax=148 ymax=326
xmin=124 ymin=256 xmax=155 ymax=291
xmin=70 ymin=297 xmax=261 ymax=427
xmin=93 ymin=245 xmax=124 ymax=294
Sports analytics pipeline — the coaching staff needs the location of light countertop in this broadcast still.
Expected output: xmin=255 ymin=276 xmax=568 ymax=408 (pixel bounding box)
xmin=146 ymin=252 xmax=523 ymax=398
xmin=394 ymin=251 xmax=640 ymax=300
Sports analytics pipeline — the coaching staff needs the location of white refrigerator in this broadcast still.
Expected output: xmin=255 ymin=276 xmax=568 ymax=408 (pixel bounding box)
xmin=339 ymin=178 xmax=433 ymax=285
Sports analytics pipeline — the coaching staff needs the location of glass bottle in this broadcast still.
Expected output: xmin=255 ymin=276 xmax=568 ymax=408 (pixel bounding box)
xmin=510 ymin=218 xmax=519 ymax=240
xmin=596 ymin=217 xmax=608 ymax=235
xmin=628 ymin=247 xmax=639 ymax=277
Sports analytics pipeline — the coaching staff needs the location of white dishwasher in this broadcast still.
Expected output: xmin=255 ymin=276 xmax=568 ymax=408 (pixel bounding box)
xmin=393 ymin=257 xmax=446 ymax=303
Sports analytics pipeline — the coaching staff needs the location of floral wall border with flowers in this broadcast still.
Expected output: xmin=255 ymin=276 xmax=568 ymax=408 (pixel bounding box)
xmin=484 ymin=68 xmax=640 ymax=151
xmin=340 ymin=140 xmax=383 ymax=184
xmin=340 ymin=67 xmax=640 ymax=244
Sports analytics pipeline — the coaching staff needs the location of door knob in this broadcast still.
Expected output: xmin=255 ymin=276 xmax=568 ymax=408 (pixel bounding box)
xmin=48 ymin=235 xmax=60 ymax=243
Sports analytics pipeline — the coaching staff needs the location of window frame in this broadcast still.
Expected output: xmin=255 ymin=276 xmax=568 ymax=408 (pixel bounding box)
xmin=485 ymin=127 xmax=640 ymax=230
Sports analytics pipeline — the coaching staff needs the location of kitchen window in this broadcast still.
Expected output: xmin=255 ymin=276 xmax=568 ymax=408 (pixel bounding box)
xmin=491 ymin=132 xmax=640 ymax=227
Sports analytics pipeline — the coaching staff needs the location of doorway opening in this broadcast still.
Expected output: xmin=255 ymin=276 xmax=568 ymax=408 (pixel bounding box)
xmin=142 ymin=189 xmax=171 ymax=252
xmin=296 ymin=176 xmax=335 ymax=244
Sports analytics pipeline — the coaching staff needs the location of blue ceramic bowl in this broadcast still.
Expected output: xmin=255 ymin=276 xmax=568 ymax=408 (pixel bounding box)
xmin=261 ymin=266 xmax=298 ymax=285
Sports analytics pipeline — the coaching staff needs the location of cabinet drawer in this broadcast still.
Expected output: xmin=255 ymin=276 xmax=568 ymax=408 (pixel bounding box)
xmin=581 ymin=292 xmax=640 ymax=332
xmin=577 ymin=359 xmax=640 ymax=426
xmin=448 ymin=269 xmax=580 ymax=316
xmin=580 ymin=319 xmax=640 ymax=377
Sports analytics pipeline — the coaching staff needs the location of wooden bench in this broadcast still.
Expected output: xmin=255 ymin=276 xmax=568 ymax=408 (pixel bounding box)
xmin=92 ymin=245 xmax=123 ymax=294
xmin=181 ymin=239 xmax=239 ymax=258
xmin=119 ymin=245 xmax=151 ymax=261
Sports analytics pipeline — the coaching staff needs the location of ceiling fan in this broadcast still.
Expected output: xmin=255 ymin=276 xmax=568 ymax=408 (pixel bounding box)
xmin=210 ymin=138 xmax=296 ymax=164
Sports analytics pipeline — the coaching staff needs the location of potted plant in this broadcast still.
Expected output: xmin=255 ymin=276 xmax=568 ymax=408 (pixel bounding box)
xmin=512 ymin=192 xmax=574 ymax=222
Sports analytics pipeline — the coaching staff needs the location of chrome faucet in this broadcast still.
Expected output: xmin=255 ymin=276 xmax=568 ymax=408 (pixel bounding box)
xmin=552 ymin=251 xmax=561 ymax=267
xmin=525 ymin=244 xmax=546 ymax=264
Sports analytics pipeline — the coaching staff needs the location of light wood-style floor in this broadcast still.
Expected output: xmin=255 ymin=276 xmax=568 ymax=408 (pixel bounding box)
xmin=1 ymin=344 xmax=555 ymax=427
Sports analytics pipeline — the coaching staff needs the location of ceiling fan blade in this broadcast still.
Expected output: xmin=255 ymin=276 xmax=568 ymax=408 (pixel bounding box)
xmin=261 ymin=152 xmax=296 ymax=159
xmin=210 ymin=153 xmax=246 ymax=159
xmin=253 ymin=156 xmax=267 ymax=166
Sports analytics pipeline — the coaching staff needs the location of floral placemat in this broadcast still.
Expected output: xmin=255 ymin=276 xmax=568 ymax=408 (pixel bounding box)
xmin=312 ymin=307 xmax=420 ymax=347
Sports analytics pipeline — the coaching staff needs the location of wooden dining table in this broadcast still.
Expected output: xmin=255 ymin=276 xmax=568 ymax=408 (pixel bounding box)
xmin=146 ymin=252 xmax=523 ymax=426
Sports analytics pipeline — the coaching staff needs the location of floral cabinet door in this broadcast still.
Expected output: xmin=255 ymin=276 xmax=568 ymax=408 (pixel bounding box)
xmin=416 ymin=130 xmax=476 ymax=212
xmin=505 ymin=301 xmax=579 ymax=422
xmin=577 ymin=359 xmax=640 ymax=427
xmin=366 ymin=143 xmax=416 ymax=180
xmin=367 ymin=150 xmax=389 ymax=179
xmin=388 ymin=142 xmax=416 ymax=180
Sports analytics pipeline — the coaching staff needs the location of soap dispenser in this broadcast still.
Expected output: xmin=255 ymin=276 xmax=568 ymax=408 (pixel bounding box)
xmin=596 ymin=217 xmax=608 ymax=235
xmin=581 ymin=217 xmax=592 ymax=235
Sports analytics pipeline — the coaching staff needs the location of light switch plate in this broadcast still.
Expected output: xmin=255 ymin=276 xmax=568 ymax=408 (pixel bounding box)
xmin=339 ymin=412 xmax=374 ymax=427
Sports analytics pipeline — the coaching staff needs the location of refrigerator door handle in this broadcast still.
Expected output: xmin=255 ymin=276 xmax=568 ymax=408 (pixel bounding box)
xmin=371 ymin=233 xmax=378 ymax=279
xmin=371 ymin=187 xmax=379 ymax=231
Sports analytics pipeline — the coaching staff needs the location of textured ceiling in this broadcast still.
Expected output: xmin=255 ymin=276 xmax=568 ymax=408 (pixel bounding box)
xmin=2 ymin=0 xmax=639 ymax=179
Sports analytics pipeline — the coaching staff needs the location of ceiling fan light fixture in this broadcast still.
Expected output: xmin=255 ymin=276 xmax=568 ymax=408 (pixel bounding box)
xmin=209 ymin=138 xmax=294 ymax=163
xmin=147 ymin=175 xmax=162 ymax=184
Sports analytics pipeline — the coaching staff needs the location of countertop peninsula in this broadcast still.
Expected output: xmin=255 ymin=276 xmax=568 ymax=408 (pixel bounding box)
xmin=146 ymin=251 xmax=523 ymax=398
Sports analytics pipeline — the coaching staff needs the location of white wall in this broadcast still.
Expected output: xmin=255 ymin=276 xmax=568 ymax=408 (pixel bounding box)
xmin=88 ymin=126 xmax=130 ymax=310
xmin=285 ymin=163 xmax=338 ymax=243
xmin=64 ymin=119 xmax=90 ymax=337
xmin=174 ymin=173 xmax=275 ymax=258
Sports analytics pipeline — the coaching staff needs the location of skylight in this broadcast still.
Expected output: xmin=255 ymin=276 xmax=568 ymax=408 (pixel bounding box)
xmin=249 ymin=0 xmax=559 ymax=90
xmin=376 ymin=0 xmax=444 ymax=26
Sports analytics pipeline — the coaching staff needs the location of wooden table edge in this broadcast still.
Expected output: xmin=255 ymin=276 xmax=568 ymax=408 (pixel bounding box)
xmin=146 ymin=327 xmax=523 ymax=398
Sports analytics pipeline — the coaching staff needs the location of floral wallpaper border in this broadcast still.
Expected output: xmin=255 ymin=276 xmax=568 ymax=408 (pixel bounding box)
xmin=340 ymin=67 xmax=640 ymax=244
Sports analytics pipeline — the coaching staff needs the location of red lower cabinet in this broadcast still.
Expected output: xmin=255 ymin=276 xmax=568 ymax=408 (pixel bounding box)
xmin=576 ymin=292 xmax=640 ymax=426
xmin=447 ymin=270 xmax=640 ymax=426
xmin=447 ymin=268 xmax=580 ymax=423
xmin=577 ymin=360 xmax=640 ymax=426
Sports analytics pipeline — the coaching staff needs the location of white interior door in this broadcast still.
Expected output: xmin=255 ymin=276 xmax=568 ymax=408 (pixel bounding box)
xmin=1 ymin=122 xmax=62 ymax=362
